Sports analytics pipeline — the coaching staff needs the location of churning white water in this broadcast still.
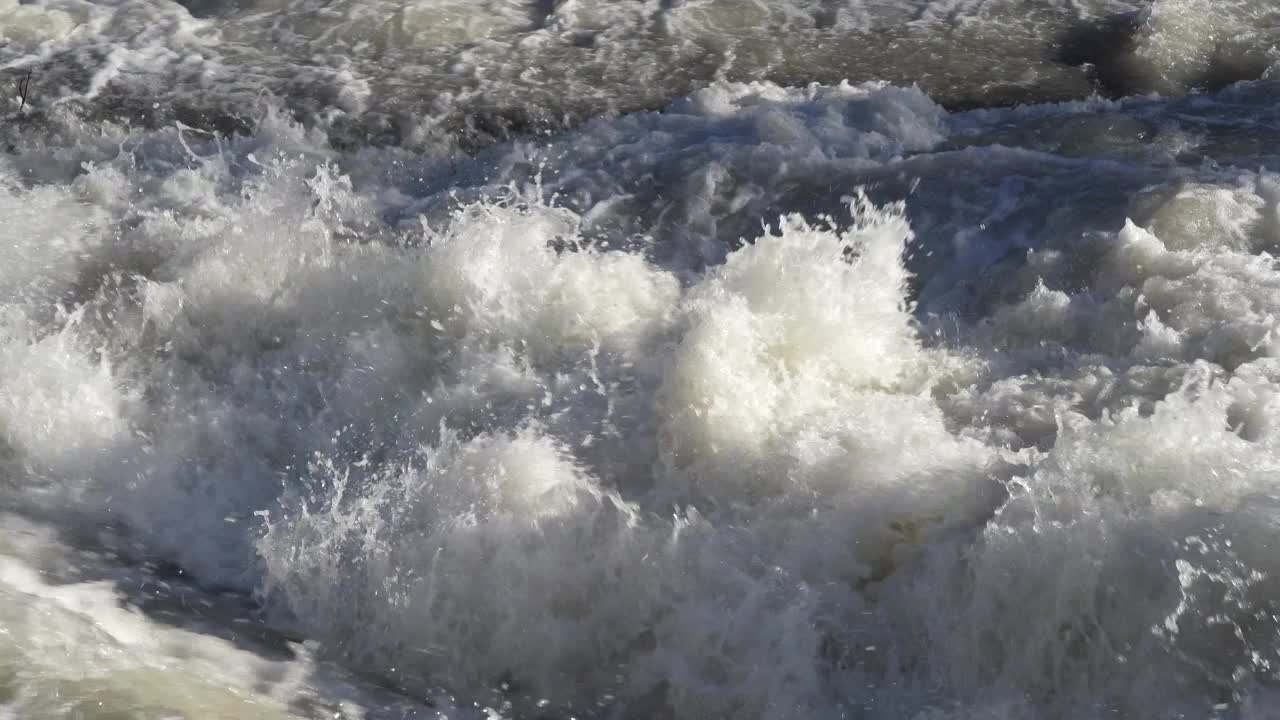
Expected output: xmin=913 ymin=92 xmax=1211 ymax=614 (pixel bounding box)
xmin=4 ymin=0 xmax=1280 ymax=718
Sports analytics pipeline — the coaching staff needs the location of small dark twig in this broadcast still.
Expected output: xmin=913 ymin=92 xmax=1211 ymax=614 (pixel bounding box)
xmin=17 ymin=70 xmax=33 ymax=114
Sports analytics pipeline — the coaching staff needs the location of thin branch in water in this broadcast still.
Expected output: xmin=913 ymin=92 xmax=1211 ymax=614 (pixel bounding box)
xmin=17 ymin=70 xmax=33 ymax=114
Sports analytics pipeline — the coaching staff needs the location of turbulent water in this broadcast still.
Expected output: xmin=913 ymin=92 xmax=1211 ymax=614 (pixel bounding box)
xmin=4 ymin=0 xmax=1280 ymax=717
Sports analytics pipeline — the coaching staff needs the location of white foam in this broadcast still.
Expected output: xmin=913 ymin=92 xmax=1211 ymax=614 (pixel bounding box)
xmin=0 ymin=0 xmax=77 ymax=45
xmin=255 ymin=191 xmax=999 ymax=717
xmin=3 ymin=64 xmax=1280 ymax=719
xmin=912 ymin=367 xmax=1280 ymax=715
xmin=1129 ymin=0 xmax=1280 ymax=93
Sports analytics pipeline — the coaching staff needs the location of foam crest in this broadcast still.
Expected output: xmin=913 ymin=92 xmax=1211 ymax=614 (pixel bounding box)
xmin=259 ymin=428 xmax=653 ymax=711
xmin=0 ymin=175 xmax=110 ymax=307
xmin=416 ymin=201 xmax=680 ymax=360
xmin=982 ymin=173 xmax=1280 ymax=370
xmin=0 ymin=310 xmax=134 ymax=486
xmin=658 ymin=196 xmax=951 ymax=488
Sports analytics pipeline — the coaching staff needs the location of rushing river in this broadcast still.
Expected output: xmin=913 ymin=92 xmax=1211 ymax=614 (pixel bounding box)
xmin=4 ymin=0 xmax=1280 ymax=717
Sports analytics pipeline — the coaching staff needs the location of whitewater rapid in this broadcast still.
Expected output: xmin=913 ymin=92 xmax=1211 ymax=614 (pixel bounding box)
xmin=4 ymin=0 xmax=1280 ymax=718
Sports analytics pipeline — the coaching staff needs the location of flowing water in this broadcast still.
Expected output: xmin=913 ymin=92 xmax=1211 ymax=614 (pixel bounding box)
xmin=4 ymin=0 xmax=1280 ymax=717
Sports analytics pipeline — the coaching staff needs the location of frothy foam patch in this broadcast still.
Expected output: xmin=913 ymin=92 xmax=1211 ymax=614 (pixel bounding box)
xmin=0 ymin=175 xmax=111 ymax=306
xmin=396 ymin=0 xmax=532 ymax=44
xmin=909 ymin=366 xmax=1280 ymax=716
xmin=0 ymin=310 xmax=135 ymax=485
xmin=971 ymin=169 xmax=1280 ymax=371
xmin=414 ymin=201 xmax=680 ymax=360
xmin=257 ymin=191 xmax=1000 ymax=717
xmin=657 ymin=196 xmax=984 ymax=500
xmin=1089 ymin=217 xmax=1280 ymax=367
xmin=1129 ymin=174 xmax=1280 ymax=254
xmin=1128 ymin=0 xmax=1280 ymax=92
xmin=259 ymin=429 xmax=648 ymax=707
xmin=0 ymin=523 xmax=303 ymax=719
xmin=0 ymin=0 xmax=77 ymax=45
